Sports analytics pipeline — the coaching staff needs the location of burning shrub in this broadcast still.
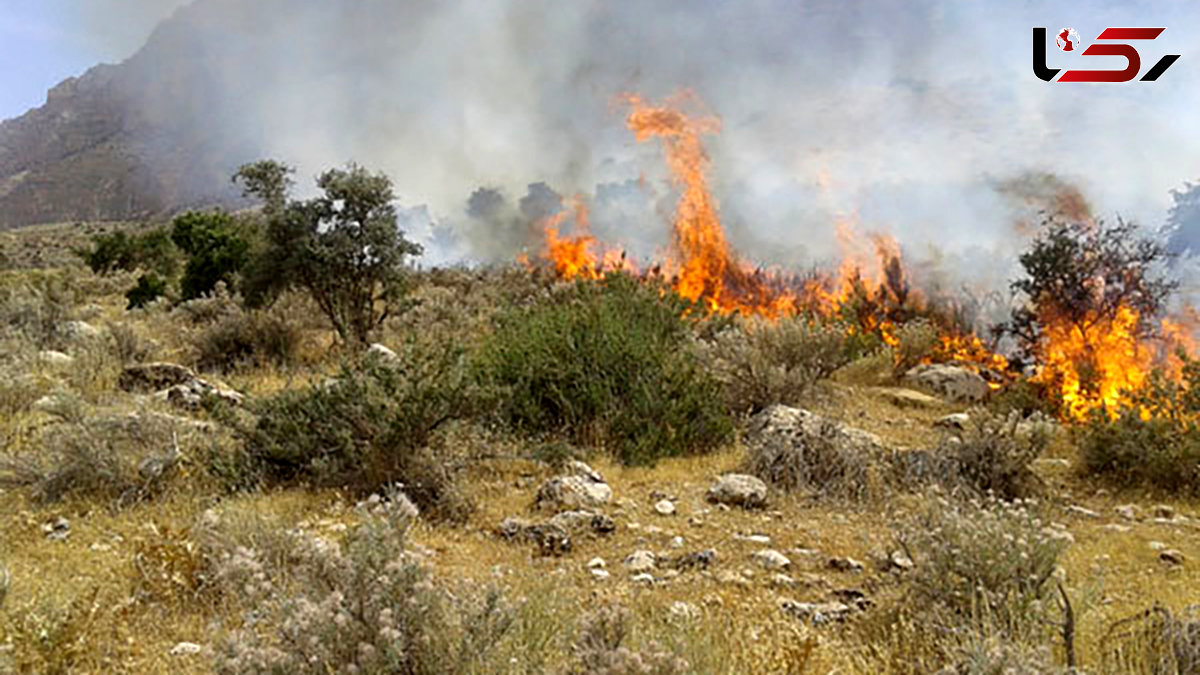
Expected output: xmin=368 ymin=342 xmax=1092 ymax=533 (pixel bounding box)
xmin=477 ymin=273 xmax=733 ymax=466
xmin=232 ymin=339 xmax=474 ymax=520
xmin=1078 ymin=356 xmax=1200 ymax=494
xmin=699 ymin=315 xmax=849 ymax=415
xmin=892 ymin=319 xmax=938 ymax=377
xmin=999 ymin=216 xmax=1177 ymax=419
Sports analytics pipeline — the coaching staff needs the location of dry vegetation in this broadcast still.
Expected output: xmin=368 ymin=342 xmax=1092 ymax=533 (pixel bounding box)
xmin=0 ymin=222 xmax=1199 ymax=675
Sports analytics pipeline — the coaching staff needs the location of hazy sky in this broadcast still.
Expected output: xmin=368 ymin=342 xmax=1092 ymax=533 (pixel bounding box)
xmin=0 ymin=0 xmax=187 ymax=121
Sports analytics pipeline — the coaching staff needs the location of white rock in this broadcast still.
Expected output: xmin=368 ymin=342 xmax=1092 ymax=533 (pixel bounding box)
xmin=1066 ymin=505 xmax=1101 ymax=519
xmin=587 ymin=557 xmax=606 ymax=569
xmin=366 ymin=343 xmax=399 ymax=362
xmin=38 ymin=350 xmax=74 ymax=366
xmin=1149 ymin=541 xmax=1168 ymax=552
xmin=752 ymin=549 xmax=791 ymax=570
xmin=631 ymin=573 xmax=656 ymax=584
xmin=903 ymin=364 xmax=988 ymax=403
xmin=706 ymin=474 xmax=768 ymax=509
xmin=590 ymin=569 xmax=611 ymax=580
xmin=1115 ymin=504 xmax=1139 ymax=521
xmin=624 ymin=550 xmax=656 ymax=574
xmin=170 ymin=642 xmax=204 ymax=656
xmin=670 ymin=536 xmax=685 ymax=549
xmin=654 ymin=499 xmax=676 ymax=516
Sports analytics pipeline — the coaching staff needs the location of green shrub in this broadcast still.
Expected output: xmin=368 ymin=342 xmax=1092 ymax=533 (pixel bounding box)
xmin=1078 ymin=357 xmax=1200 ymax=494
xmin=0 ymin=271 xmax=82 ymax=348
xmin=698 ymin=315 xmax=849 ymax=415
xmin=125 ymin=273 xmax=168 ymax=309
xmin=170 ymin=211 xmax=253 ymax=300
xmin=80 ymin=228 xmax=178 ymax=277
xmin=233 ymin=339 xmax=474 ymax=520
xmin=477 ymin=273 xmax=733 ymax=465
xmin=192 ymin=302 xmax=302 ymax=372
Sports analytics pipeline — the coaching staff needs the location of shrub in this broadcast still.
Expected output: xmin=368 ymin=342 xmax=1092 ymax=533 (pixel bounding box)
xmin=892 ymin=319 xmax=938 ymax=376
xmin=80 ymin=228 xmax=178 ymax=277
xmin=0 ymin=271 xmax=82 ymax=348
xmin=1078 ymin=358 xmax=1200 ymax=493
xmin=233 ymin=339 xmax=474 ymax=520
xmin=0 ymin=413 xmax=189 ymax=506
xmin=171 ymin=211 xmax=253 ymax=300
xmin=477 ymin=273 xmax=733 ymax=465
xmin=698 ymin=315 xmax=849 ymax=415
xmin=214 ymin=491 xmax=513 ymax=675
xmin=945 ymin=412 xmax=1048 ymax=500
xmin=0 ymin=588 xmax=117 ymax=675
xmin=568 ymin=604 xmax=691 ymax=675
xmin=125 ymin=272 xmax=168 ymax=309
xmin=898 ymin=494 xmax=1068 ymax=634
xmin=192 ymin=299 xmax=302 ymax=372
xmin=1102 ymin=604 xmax=1200 ymax=674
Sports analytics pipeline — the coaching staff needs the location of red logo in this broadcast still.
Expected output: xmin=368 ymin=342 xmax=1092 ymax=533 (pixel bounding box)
xmin=1033 ymin=27 xmax=1180 ymax=82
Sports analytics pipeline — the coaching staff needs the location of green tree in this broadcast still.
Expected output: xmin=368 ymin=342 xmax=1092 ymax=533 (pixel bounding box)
xmin=169 ymin=211 xmax=252 ymax=300
xmin=236 ymin=161 xmax=423 ymax=345
xmin=81 ymin=228 xmax=178 ymax=277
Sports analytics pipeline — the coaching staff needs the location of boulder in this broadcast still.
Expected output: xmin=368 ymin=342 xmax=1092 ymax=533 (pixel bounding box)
xmin=535 ymin=474 xmax=612 ymax=512
xmin=706 ymin=473 xmax=767 ymax=509
xmin=744 ymin=405 xmax=884 ymax=498
xmin=161 ymin=379 xmax=245 ymax=409
xmin=780 ymin=599 xmax=854 ymax=624
xmin=547 ymin=510 xmax=616 ymax=535
xmin=876 ymin=387 xmax=941 ymax=408
xmin=903 ymin=364 xmax=989 ymax=403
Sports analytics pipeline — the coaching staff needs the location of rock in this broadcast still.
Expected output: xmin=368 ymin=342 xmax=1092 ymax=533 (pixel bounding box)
xmin=1115 ymin=504 xmax=1140 ymax=521
xmin=62 ymin=320 xmax=102 ymax=341
xmin=706 ymin=473 xmax=768 ymax=509
xmin=624 ymin=550 xmax=657 ymax=574
xmin=672 ymin=549 xmax=717 ymax=571
xmin=590 ymin=569 xmax=610 ymax=580
xmin=1149 ymin=541 xmax=1168 ymax=552
xmin=535 ymin=473 xmax=612 ymax=512
xmin=884 ymin=550 xmax=913 ymax=572
xmin=38 ymin=350 xmax=74 ymax=366
xmin=162 ymin=378 xmax=244 ymax=409
xmin=668 ymin=601 xmax=701 ymax=622
xmin=752 ymin=549 xmax=791 ymax=570
xmin=496 ymin=517 xmax=534 ymax=540
xmin=877 ymin=387 xmax=941 ymax=408
xmin=934 ymin=413 xmax=971 ymax=430
xmin=1102 ymin=523 xmax=1131 ymax=533
xmin=1032 ymin=457 xmax=1072 ymax=469
xmin=42 ymin=516 xmax=70 ymax=541
xmin=630 ymin=573 xmax=656 ymax=584
xmin=566 ymin=461 xmax=604 ymax=484
xmin=828 ymin=556 xmax=864 ymax=573
xmin=734 ymin=533 xmax=772 ymax=544
xmin=119 ymin=362 xmax=197 ymax=392
xmin=716 ymin=570 xmax=750 ymax=587
xmin=654 ymin=499 xmax=676 ymax=516
xmin=831 ymin=588 xmax=872 ymax=611
xmin=169 ymin=642 xmax=204 ymax=657
xmin=903 ymin=364 xmax=989 ymax=403
xmin=670 ymin=536 xmax=685 ymax=549
xmin=781 ymin=599 xmax=854 ymax=624
xmin=743 ymin=405 xmax=885 ymax=496
xmin=365 ymin=343 xmax=399 ymax=363
xmin=547 ymin=510 xmax=615 ymax=535
xmin=1160 ymin=549 xmax=1185 ymax=566
xmin=32 ymin=391 xmax=79 ymax=414
xmin=495 ymin=518 xmax=571 ymax=556
xmin=1153 ymin=504 xmax=1177 ymax=520
xmin=587 ymin=557 xmax=606 ymax=569
xmin=1066 ymin=505 xmax=1101 ymax=519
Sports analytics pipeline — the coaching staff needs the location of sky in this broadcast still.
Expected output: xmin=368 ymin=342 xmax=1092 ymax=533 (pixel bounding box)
xmin=0 ymin=0 xmax=187 ymax=121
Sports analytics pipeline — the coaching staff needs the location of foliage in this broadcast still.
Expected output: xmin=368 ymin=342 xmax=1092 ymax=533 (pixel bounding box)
xmin=698 ymin=315 xmax=849 ymax=415
xmin=214 ymin=491 xmax=513 ymax=675
xmin=190 ymin=293 xmax=303 ymax=372
xmin=1078 ymin=355 xmax=1200 ymax=493
xmin=232 ymin=339 xmax=475 ymax=519
xmin=0 ymin=270 xmax=83 ymax=348
xmin=892 ymin=319 xmax=938 ymax=376
xmin=1101 ymin=604 xmax=1200 ymax=674
xmin=125 ymin=272 xmax=168 ymax=309
xmin=80 ymin=228 xmax=178 ymax=277
xmin=898 ymin=494 xmax=1068 ymax=634
xmin=235 ymin=161 xmax=422 ymax=344
xmin=170 ymin=210 xmax=253 ymax=301
xmin=944 ymin=412 xmax=1048 ymax=500
xmin=567 ymin=604 xmax=691 ymax=675
xmin=999 ymin=216 xmax=1176 ymax=360
xmin=477 ymin=273 xmax=733 ymax=466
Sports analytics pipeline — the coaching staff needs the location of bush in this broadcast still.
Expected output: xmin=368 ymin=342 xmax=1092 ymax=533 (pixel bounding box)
xmin=1078 ymin=358 xmax=1200 ymax=493
xmin=0 ymin=271 xmax=82 ymax=348
xmin=946 ymin=412 xmax=1048 ymax=500
xmin=698 ymin=316 xmax=849 ymax=415
xmin=171 ymin=211 xmax=254 ymax=300
xmin=477 ymin=273 xmax=733 ymax=466
xmin=1102 ymin=605 xmax=1200 ymax=674
xmin=892 ymin=319 xmax=938 ymax=376
xmin=125 ymin=273 xmax=168 ymax=309
xmin=233 ymin=339 xmax=474 ymax=520
xmin=214 ymin=491 xmax=513 ymax=675
xmin=80 ymin=228 xmax=178 ymax=277
xmin=568 ymin=604 xmax=691 ymax=675
xmin=898 ymin=494 xmax=1069 ymax=634
xmin=190 ymin=295 xmax=302 ymax=372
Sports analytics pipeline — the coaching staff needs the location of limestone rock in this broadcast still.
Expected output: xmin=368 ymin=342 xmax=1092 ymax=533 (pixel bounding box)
xmin=903 ymin=364 xmax=988 ymax=403
xmin=706 ymin=473 xmax=767 ymax=509
xmin=752 ymin=549 xmax=791 ymax=570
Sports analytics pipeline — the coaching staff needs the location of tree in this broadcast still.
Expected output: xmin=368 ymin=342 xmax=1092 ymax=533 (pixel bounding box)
xmin=236 ymin=161 xmax=423 ymax=345
xmin=81 ymin=228 xmax=178 ymax=277
xmin=170 ymin=211 xmax=252 ymax=300
xmin=999 ymin=216 xmax=1177 ymax=360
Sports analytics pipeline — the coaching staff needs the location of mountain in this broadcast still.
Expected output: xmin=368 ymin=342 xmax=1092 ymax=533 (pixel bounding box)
xmin=0 ymin=2 xmax=264 ymax=228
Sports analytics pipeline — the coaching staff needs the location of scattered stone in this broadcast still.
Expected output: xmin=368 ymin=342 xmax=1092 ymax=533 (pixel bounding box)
xmin=1033 ymin=457 xmax=1071 ymax=469
xmin=831 ymin=587 xmax=872 ymax=611
xmin=654 ymin=499 xmax=676 ymax=516
xmin=934 ymin=413 xmax=971 ymax=430
xmin=781 ymin=599 xmax=854 ymax=624
xmin=1115 ymin=504 xmax=1140 ymax=521
xmin=590 ymin=568 xmax=610 ymax=580
xmin=567 ymin=461 xmax=605 ymax=484
xmin=670 ymin=536 xmax=685 ymax=549
xmin=587 ymin=557 xmax=606 ymax=569
xmin=828 ymin=556 xmax=864 ymax=573
xmin=631 ymin=573 xmax=656 ymax=584
xmin=169 ymin=642 xmax=204 ymax=657
xmin=770 ymin=573 xmax=797 ymax=588
xmin=535 ymin=473 xmax=613 ymax=512
xmin=1149 ymin=541 xmax=1168 ymax=552
xmin=903 ymin=363 xmax=989 ymax=403
xmin=495 ymin=518 xmax=572 ymax=556
xmin=496 ymin=517 xmax=533 ymax=540
xmin=877 ymin=387 xmax=941 ymax=409
xmin=884 ymin=550 xmax=914 ymax=572
xmin=624 ymin=550 xmax=657 ymax=574
xmin=669 ymin=601 xmax=701 ymax=622
xmin=38 ymin=350 xmax=74 ymax=366
xmin=734 ymin=533 xmax=772 ymax=545
xmin=706 ymin=473 xmax=768 ymax=509
xmin=1153 ymin=504 xmax=1177 ymax=520
xmin=672 ymin=549 xmax=717 ymax=572
xmin=1066 ymin=505 xmax=1101 ymax=519
xmin=32 ymin=391 xmax=79 ymax=414
xmin=547 ymin=510 xmax=615 ymax=535
xmin=752 ymin=549 xmax=791 ymax=570
xmin=1102 ymin=523 xmax=1132 ymax=533
xmin=743 ymin=405 xmax=886 ymax=496
xmin=161 ymin=378 xmax=244 ymax=409
xmin=42 ymin=516 xmax=70 ymax=541
xmin=119 ymin=362 xmax=198 ymax=392
xmin=1160 ymin=549 xmax=1185 ymax=566
xmin=716 ymin=570 xmax=750 ymax=587
xmin=89 ymin=542 xmax=112 ymax=553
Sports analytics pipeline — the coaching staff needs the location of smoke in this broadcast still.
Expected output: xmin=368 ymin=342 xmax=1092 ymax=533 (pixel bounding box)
xmin=74 ymin=0 xmax=1200 ymax=285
